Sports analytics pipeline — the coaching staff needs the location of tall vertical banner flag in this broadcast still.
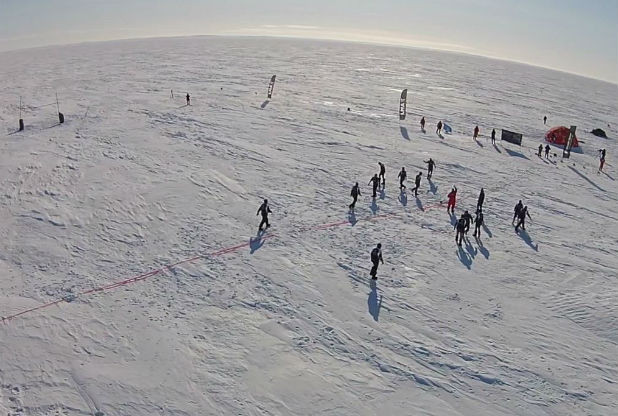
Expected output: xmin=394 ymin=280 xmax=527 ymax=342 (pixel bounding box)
xmin=563 ymin=125 xmax=576 ymax=158
xmin=267 ymin=75 xmax=276 ymax=99
xmin=399 ymin=89 xmax=407 ymax=120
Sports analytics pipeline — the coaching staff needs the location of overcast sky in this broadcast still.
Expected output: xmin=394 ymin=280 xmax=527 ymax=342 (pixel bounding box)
xmin=1 ymin=0 xmax=617 ymax=83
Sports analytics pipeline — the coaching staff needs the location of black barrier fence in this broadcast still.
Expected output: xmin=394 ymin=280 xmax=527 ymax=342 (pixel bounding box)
xmin=501 ymin=129 xmax=523 ymax=145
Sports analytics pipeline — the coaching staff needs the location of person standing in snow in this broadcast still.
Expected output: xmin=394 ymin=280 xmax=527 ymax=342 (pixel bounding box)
xmin=436 ymin=121 xmax=443 ymax=135
xmin=257 ymin=199 xmax=272 ymax=231
xmin=370 ymin=243 xmax=384 ymax=280
xmin=512 ymin=200 xmax=523 ymax=224
xmin=514 ymin=206 xmax=531 ymax=233
xmin=378 ymin=162 xmax=386 ymax=187
xmin=477 ymin=188 xmax=485 ymax=212
xmin=599 ymin=149 xmax=606 ymax=172
xmin=424 ymin=158 xmax=435 ymax=179
xmin=473 ymin=210 xmax=484 ymax=238
xmin=462 ymin=210 xmax=473 ymax=234
xmin=411 ymin=172 xmax=422 ymax=197
xmin=454 ymin=216 xmax=466 ymax=247
xmin=186 ymin=93 xmax=191 ymax=106
xmin=369 ymin=174 xmax=380 ymax=198
xmin=543 ymin=115 xmax=547 ymax=125
xmin=349 ymin=182 xmax=361 ymax=210
xmin=491 ymin=129 xmax=496 ymax=144
xmin=446 ymin=187 xmax=457 ymax=214
xmin=420 ymin=116 xmax=426 ymax=131
xmin=171 ymin=89 xmax=174 ymax=99
xmin=538 ymin=144 xmax=543 ymax=157
xmin=398 ymin=167 xmax=407 ymax=190
xmin=545 ymin=144 xmax=551 ymax=158
xmin=473 ymin=125 xmax=480 ymax=140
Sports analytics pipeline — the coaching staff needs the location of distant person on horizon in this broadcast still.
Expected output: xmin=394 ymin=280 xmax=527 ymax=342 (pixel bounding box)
xmin=369 ymin=174 xmax=380 ymax=198
xmin=420 ymin=116 xmax=426 ymax=131
xmin=446 ymin=187 xmax=457 ymax=214
xmin=370 ymin=243 xmax=384 ymax=280
xmin=424 ymin=158 xmax=435 ymax=179
xmin=398 ymin=167 xmax=407 ymax=190
xmin=257 ymin=199 xmax=272 ymax=231
xmin=349 ymin=182 xmax=361 ymax=210
xmin=538 ymin=144 xmax=543 ymax=157
xmin=512 ymin=200 xmax=523 ymax=224
xmin=473 ymin=125 xmax=479 ymax=140
xmin=545 ymin=144 xmax=551 ymax=158
xmin=411 ymin=172 xmax=422 ymax=197
xmin=491 ymin=129 xmax=496 ymax=144
xmin=436 ymin=121 xmax=443 ymax=136
xmin=186 ymin=93 xmax=191 ymax=106
xmin=378 ymin=162 xmax=386 ymax=187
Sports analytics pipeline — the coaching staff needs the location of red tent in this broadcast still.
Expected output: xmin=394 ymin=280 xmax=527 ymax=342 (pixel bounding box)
xmin=545 ymin=126 xmax=579 ymax=147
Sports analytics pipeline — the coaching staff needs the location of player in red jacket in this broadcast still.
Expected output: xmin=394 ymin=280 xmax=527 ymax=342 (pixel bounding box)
xmin=446 ymin=187 xmax=457 ymax=214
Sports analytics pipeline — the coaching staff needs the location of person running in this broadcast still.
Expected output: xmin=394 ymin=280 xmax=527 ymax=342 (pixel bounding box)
xmin=446 ymin=187 xmax=457 ymax=214
xmin=538 ymin=144 xmax=543 ymax=157
xmin=477 ymin=188 xmax=485 ymax=211
xmin=420 ymin=116 xmax=426 ymax=131
xmin=473 ymin=210 xmax=484 ymax=238
xmin=349 ymin=182 xmax=361 ymax=210
xmin=411 ymin=172 xmax=422 ymax=197
xmin=257 ymin=199 xmax=272 ymax=231
xmin=370 ymin=243 xmax=384 ymax=280
xmin=543 ymin=115 xmax=547 ymax=125
xmin=378 ymin=162 xmax=386 ymax=187
xmin=599 ymin=149 xmax=606 ymax=172
xmin=544 ymin=144 xmax=551 ymax=158
xmin=491 ymin=129 xmax=496 ymax=144
xmin=473 ymin=125 xmax=480 ymax=140
xmin=436 ymin=121 xmax=443 ymax=135
xmin=512 ymin=200 xmax=523 ymax=224
xmin=454 ymin=216 xmax=466 ymax=246
xmin=186 ymin=93 xmax=191 ymax=106
xmin=424 ymin=158 xmax=435 ymax=179
xmin=368 ymin=174 xmax=380 ymax=198
xmin=514 ymin=206 xmax=531 ymax=233
xmin=398 ymin=167 xmax=407 ymax=190
xmin=462 ymin=210 xmax=473 ymax=234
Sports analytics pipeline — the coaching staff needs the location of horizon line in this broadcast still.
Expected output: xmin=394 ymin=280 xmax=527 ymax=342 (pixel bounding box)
xmin=1 ymin=33 xmax=616 ymax=86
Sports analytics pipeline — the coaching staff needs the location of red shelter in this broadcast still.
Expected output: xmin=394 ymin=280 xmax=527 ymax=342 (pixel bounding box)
xmin=545 ymin=126 xmax=579 ymax=147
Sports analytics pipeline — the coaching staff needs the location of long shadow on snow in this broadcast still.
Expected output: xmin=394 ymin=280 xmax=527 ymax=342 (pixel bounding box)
xmin=602 ymin=171 xmax=615 ymax=181
xmin=379 ymin=188 xmax=386 ymax=200
xmin=260 ymin=100 xmax=270 ymax=109
xmin=457 ymin=246 xmax=472 ymax=270
xmin=348 ymin=210 xmax=358 ymax=226
xmin=399 ymin=190 xmax=408 ymax=207
xmin=492 ymin=144 xmax=502 ymax=153
xmin=449 ymin=212 xmax=457 ymax=226
xmin=370 ymin=198 xmax=379 ymax=215
xmin=464 ymin=237 xmax=477 ymax=258
xmin=249 ymin=231 xmax=267 ymax=254
xmin=400 ymin=126 xmax=410 ymax=140
xmin=568 ymin=165 xmax=606 ymax=192
xmin=475 ymin=236 xmax=489 ymax=259
xmin=415 ymin=196 xmax=424 ymax=211
xmin=475 ymin=139 xmax=484 ymax=148
xmin=504 ymin=147 xmax=529 ymax=160
xmin=482 ymin=223 xmax=493 ymax=238
xmin=368 ymin=280 xmax=382 ymax=322
xmin=428 ymin=179 xmax=438 ymax=195
xmin=518 ymin=230 xmax=539 ymax=252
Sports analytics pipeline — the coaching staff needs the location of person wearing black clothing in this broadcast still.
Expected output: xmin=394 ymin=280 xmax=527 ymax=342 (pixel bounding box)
xmin=462 ymin=210 xmax=473 ymax=234
xmin=349 ymin=182 xmax=361 ymax=210
xmin=186 ymin=93 xmax=191 ymax=106
xmin=515 ymin=206 xmax=531 ymax=232
xmin=368 ymin=174 xmax=380 ymax=198
xmin=370 ymin=243 xmax=384 ymax=279
xmin=420 ymin=117 xmax=426 ymax=131
xmin=473 ymin=210 xmax=484 ymax=238
xmin=538 ymin=144 xmax=543 ymax=157
xmin=411 ymin=172 xmax=422 ymax=197
xmin=545 ymin=144 xmax=551 ymax=158
xmin=257 ymin=199 xmax=272 ymax=231
xmin=512 ymin=200 xmax=523 ymax=224
xmin=491 ymin=129 xmax=496 ymax=144
xmin=477 ymin=188 xmax=485 ymax=211
xmin=543 ymin=115 xmax=547 ymax=125
xmin=378 ymin=162 xmax=386 ymax=187
xmin=436 ymin=121 xmax=443 ymax=135
xmin=398 ymin=167 xmax=407 ymax=190
xmin=454 ymin=217 xmax=466 ymax=246
xmin=424 ymin=158 xmax=435 ymax=179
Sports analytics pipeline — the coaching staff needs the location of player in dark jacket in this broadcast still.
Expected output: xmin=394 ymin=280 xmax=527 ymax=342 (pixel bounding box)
xmin=461 ymin=210 xmax=473 ymax=234
xmin=473 ymin=210 xmax=484 ymax=238
xmin=538 ymin=144 xmax=543 ymax=157
xmin=420 ymin=117 xmax=426 ymax=131
xmin=378 ymin=162 xmax=386 ymax=187
xmin=349 ymin=183 xmax=361 ymax=210
xmin=514 ymin=206 xmax=531 ymax=233
xmin=370 ymin=243 xmax=384 ymax=279
xmin=398 ymin=167 xmax=407 ymax=190
xmin=368 ymin=174 xmax=380 ymax=198
xmin=491 ymin=129 xmax=496 ymax=144
xmin=454 ymin=217 xmax=466 ymax=246
xmin=545 ymin=145 xmax=551 ymax=158
xmin=512 ymin=200 xmax=523 ymax=224
xmin=477 ymin=188 xmax=485 ymax=211
xmin=411 ymin=172 xmax=422 ymax=197
xmin=424 ymin=158 xmax=435 ymax=179
xmin=257 ymin=199 xmax=272 ymax=231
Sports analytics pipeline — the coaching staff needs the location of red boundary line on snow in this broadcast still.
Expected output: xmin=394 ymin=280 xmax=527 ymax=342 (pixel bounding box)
xmin=1 ymin=199 xmax=448 ymax=324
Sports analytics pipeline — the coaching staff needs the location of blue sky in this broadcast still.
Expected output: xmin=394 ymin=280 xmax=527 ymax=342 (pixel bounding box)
xmin=1 ymin=0 xmax=617 ymax=83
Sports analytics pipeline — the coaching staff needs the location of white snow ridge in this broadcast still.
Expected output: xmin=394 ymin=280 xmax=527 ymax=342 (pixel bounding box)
xmin=0 ymin=37 xmax=617 ymax=415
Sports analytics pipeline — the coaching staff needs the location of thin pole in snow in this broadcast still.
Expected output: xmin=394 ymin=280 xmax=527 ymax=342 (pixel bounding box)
xmin=55 ymin=92 xmax=60 ymax=113
xmin=19 ymin=96 xmax=22 ymax=119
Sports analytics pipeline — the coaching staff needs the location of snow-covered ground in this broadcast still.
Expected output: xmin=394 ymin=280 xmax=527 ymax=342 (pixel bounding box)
xmin=0 ymin=36 xmax=617 ymax=415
